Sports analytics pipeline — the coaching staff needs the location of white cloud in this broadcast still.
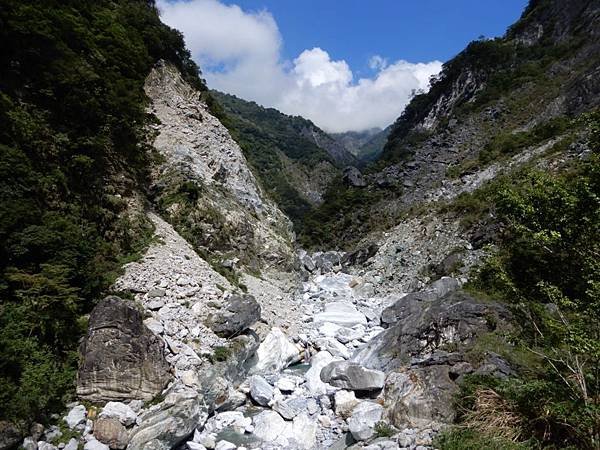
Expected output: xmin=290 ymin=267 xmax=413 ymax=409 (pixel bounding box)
xmin=157 ymin=0 xmax=442 ymax=133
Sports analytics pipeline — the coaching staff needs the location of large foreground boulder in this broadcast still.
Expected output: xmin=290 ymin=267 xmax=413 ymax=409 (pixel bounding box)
xmin=354 ymin=289 xmax=510 ymax=371
xmin=206 ymin=294 xmax=261 ymax=337
xmin=77 ymin=296 xmax=171 ymax=402
xmin=351 ymin=288 xmax=511 ymax=429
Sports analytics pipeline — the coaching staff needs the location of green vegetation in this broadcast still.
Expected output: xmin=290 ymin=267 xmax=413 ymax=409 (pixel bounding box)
xmin=373 ymin=421 xmax=396 ymax=438
xmin=210 ymin=91 xmax=337 ymax=228
xmin=0 ymin=0 xmax=204 ymax=423
xmin=210 ymin=346 xmax=232 ymax=363
xmin=435 ymin=427 xmax=532 ymax=450
xmin=298 ymin=177 xmax=397 ymax=249
xmin=442 ymin=112 xmax=600 ymax=449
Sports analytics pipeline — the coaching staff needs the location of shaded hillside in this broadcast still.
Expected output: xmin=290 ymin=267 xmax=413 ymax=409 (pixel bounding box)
xmin=0 ymin=0 xmax=205 ymax=422
xmin=211 ymin=91 xmax=353 ymax=228
xmin=331 ymin=127 xmax=390 ymax=162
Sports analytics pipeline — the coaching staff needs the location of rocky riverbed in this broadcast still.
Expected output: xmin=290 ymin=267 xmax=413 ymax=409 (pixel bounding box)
xmin=20 ymin=208 xmax=514 ymax=450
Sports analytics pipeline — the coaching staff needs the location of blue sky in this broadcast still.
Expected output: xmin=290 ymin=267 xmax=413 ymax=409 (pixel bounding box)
xmin=158 ymin=0 xmax=529 ymax=132
xmin=220 ymin=0 xmax=528 ymax=74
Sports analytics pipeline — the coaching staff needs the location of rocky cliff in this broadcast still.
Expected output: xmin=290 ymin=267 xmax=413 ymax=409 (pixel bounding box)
xmin=146 ymin=62 xmax=295 ymax=274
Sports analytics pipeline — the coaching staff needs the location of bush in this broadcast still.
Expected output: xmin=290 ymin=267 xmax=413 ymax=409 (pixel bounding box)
xmin=451 ymin=116 xmax=600 ymax=448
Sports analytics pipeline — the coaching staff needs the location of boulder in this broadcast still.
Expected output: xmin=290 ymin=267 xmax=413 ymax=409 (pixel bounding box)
xmin=314 ymin=303 xmax=367 ymax=327
xmin=249 ymin=328 xmax=301 ymax=373
xmin=63 ymin=438 xmax=78 ymax=450
xmin=22 ymin=437 xmax=37 ymax=450
xmin=342 ymin=243 xmax=379 ymax=267
xmin=249 ymin=375 xmax=274 ymax=406
xmin=83 ymin=439 xmax=109 ymax=450
xmin=290 ymin=414 xmax=317 ymax=449
xmin=186 ymin=442 xmax=207 ymax=450
xmin=315 ymin=338 xmax=350 ymax=359
xmin=128 ymin=390 xmax=208 ymax=450
xmin=383 ymin=367 xmax=457 ymax=429
xmin=335 ymin=326 xmax=365 ymax=344
xmin=214 ymin=442 xmax=235 ymax=450
xmin=347 ymin=402 xmax=384 ymax=441
xmin=206 ymin=294 xmax=261 ymax=338
xmin=77 ymin=296 xmax=171 ymax=402
xmin=64 ymin=405 xmax=87 ymax=429
xmin=252 ymin=411 xmax=288 ymax=443
xmin=334 ymin=390 xmax=359 ymax=418
xmin=301 ymin=255 xmax=316 ymax=272
xmin=99 ymin=402 xmax=137 ymax=427
xmin=93 ymin=418 xmax=129 ymax=449
xmin=37 ymin=443 xmax=57 ymax=450
xmin=320 ymin=361 xmax=385 ymax=392
xmin=304 ymin=351 xmax=336 ymax=395
xmin=273 ymin=397 xmax=308 ymax=420
xmin=355 ymin=290 xmax=510 ymax=371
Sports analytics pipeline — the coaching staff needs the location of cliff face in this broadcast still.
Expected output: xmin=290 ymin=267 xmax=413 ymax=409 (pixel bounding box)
xmin=356 ymin=0 xmax=600 ymax=210
xmin=145 ymin=62 xmax=295 ymax=272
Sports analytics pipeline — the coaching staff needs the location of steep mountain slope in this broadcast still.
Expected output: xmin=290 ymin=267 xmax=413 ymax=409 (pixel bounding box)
xmin=1 ymin=1 xmax=598 ymax=449
xmin=331 ymin=127 xmax=390 ymax=162
xmin=301 ymin=0 xmax=600 ymax=249
xmin=0 ymin=0 xmax=293 ymax=430
xmin=211 ymin=91 xmax=356 ymax=227
xmin=379 ymin=0 xmax=600 ymax=201
xmin=0 ymin=0 xmax=208 ymax=423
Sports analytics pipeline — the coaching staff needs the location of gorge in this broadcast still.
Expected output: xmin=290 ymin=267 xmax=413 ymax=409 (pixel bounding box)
xmin=0 ymin=1 xmax=599 ymax=450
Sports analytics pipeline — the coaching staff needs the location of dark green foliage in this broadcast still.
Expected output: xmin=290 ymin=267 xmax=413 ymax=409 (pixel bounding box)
xmin=0 ymin=0 xmax=203 ymax=422
xmin=449 ymin=116 xmax=600 ymax=448
xmin=210 ymin=346 xmax=232 ymax=363
xmin=299 ymin=177 xmax=393 ymax=249
xmin=210 ymin=91 xmax=335 ymax=228
xmin=373 ymin=422 xmax=395 ymax=438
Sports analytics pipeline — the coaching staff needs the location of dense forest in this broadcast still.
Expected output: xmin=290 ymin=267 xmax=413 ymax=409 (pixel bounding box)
xmin=0 ymin=0 xmax=204 ymax=422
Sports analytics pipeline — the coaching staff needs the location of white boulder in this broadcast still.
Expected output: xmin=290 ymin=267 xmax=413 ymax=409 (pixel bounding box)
xmin=347 ymin=401 xmax=384 ymax=441
xmin=250 ymin=328 xmax=302 ymax=373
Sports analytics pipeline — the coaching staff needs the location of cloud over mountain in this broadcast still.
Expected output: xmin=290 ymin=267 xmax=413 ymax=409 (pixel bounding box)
xmin=157 ymin=0 xmax=442 ymax=132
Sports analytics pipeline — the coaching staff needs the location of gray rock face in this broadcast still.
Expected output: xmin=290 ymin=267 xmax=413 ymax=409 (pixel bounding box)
xmin=99 ymin=402 xmax=137 ymax=427
xmin=355 ymin=290 xmax=510 ymax=371
xmin=347 ymin=402 xmax=384 ymax=441
xmin=383 ymin=367 xmax=457 ymax=428
xmin=342 ymin=167 xmax=367 ymax=187
xmin=351 ymin=289 xmax=511 ymax=429
xmin=320 ymin=361 xmax=385 ymax=392
xmin=206 ymin=294 xmax=261 ymax=338
xmin=128 ymin=390 xmax=208 ymax=450
xmin=313 ymin=302 xmax=367 ymax=327
xmin=94 ymin=417 xmax=129 ymax=449
xmin=77 ymin=296 xmax=171 ymax=402
xmin=64 ymin=404 xmax=86 ymax=429
xmin=248 ymin=327 xmax=301 ymax=374
xmin=272 ymin=397 xmax=308 ymax=420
